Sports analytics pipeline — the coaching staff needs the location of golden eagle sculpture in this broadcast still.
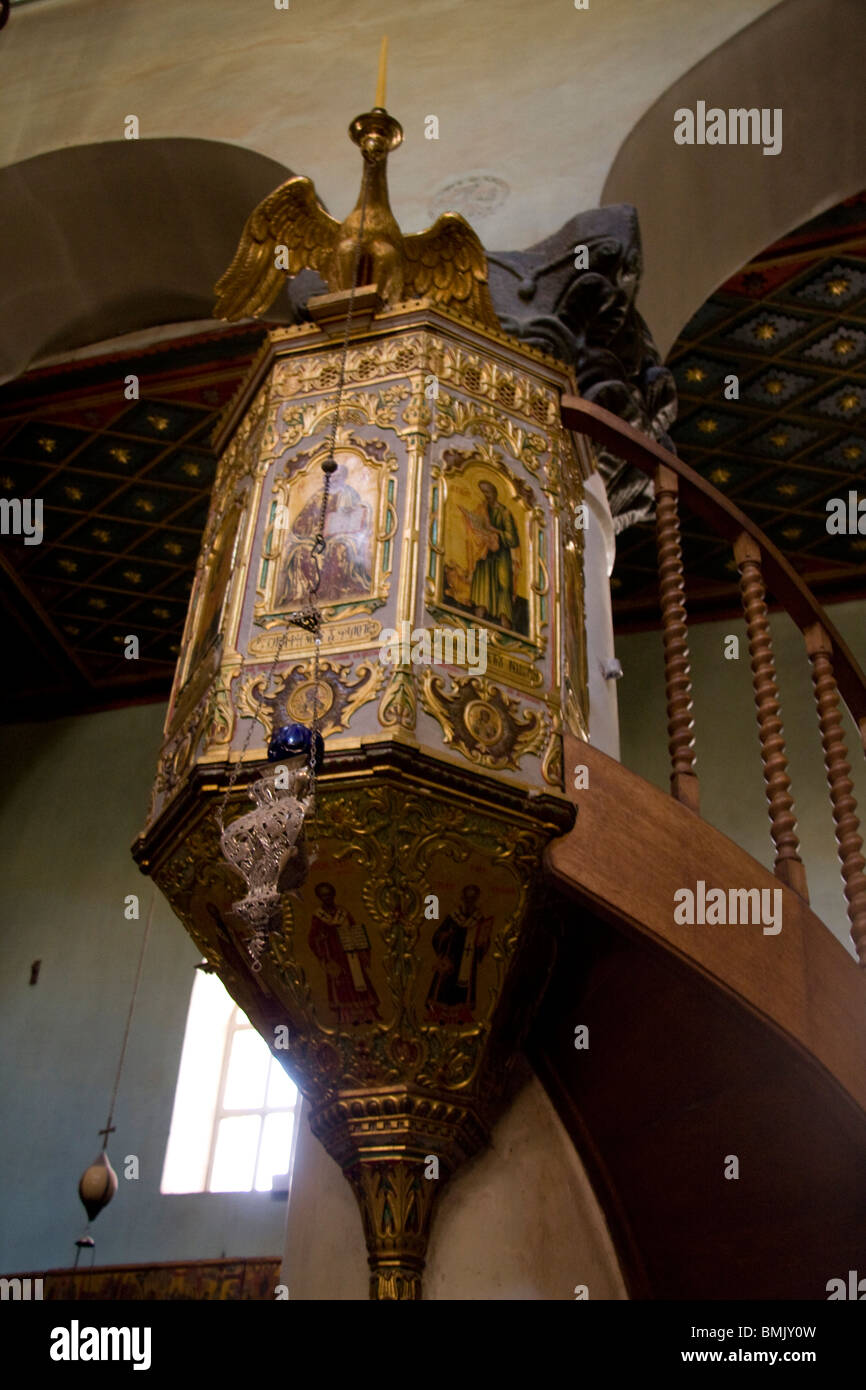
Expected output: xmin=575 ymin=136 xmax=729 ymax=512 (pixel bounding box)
xmin=214 ymin=106 xmax=499 ymax=331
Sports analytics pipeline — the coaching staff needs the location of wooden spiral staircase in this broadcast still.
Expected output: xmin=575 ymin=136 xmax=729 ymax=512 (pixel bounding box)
xmin=529 ymin=399 xmax=866 ymax=1300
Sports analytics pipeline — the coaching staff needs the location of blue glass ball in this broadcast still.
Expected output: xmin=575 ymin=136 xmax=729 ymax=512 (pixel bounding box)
xmin=268 ymin=722 xmax=324 ymax=771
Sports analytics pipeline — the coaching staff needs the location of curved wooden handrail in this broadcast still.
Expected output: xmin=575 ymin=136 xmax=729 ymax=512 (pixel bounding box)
xmin=561 ymin=396 xmax=866 ymax=735
xmin=563 ymin=393 xmax=866 ymax=961
xmin=549 ymin=733 xmax=866 ymax=1111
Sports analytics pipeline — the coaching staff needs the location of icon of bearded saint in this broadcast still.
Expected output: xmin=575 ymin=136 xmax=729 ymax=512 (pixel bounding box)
xmin=425 ymin=884 xmax=493 ymax=1025
xmin=459 ymin=481 xmax=520 ymax=629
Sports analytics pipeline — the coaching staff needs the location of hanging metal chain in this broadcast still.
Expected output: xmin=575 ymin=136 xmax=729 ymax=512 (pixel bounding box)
xmin=218 ymin=160 xmax=372 ymax=837
xmin=303 ymin=158 xmax=372 ymax=814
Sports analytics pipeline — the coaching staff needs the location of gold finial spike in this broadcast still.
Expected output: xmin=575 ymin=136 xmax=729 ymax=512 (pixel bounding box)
xmin=375 ymin=35 xmax=388 ymax=109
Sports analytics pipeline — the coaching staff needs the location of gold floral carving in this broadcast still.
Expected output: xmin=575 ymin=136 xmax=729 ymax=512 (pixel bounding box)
xmin=378 ymin=665 xmax=417 ymax=730
xmin=541 ymin=707 xmax=565 ymax=789
xmin=346 ymin=1162 xmax=433 ymax=1300
xmin=208 ymin=378 xmax=275 ymax=521
xmin=171 ymin=495 xmax=248 ymax=718
xmin=434 ymin=391 xmax=548 ymax=476
xmin=560 ymin=438 xmax=590 ymax=740
xmin=266 ymin=331 xmax=540 ymax=420
xmin=235 ymin=659 xmax=384 ymax=739
xmin=310 ymin=1090 xmax=487 ymax=1300
xmin=419 ymin=670 xmax=546 ymax=771
xmin=149 ymin=679 xmax=235 ymax=823
xmin=206 ymin=672 xmax=236 ymax=749
xmin=266 ymin=385 xmax=411 ymax=453
xmin=260 ymin=331 xmax=562 ymax=465
xmin=271 ymin=334 xmax=423 ymax=398
xmin=424 ymin=336 xmax=560 ymax=433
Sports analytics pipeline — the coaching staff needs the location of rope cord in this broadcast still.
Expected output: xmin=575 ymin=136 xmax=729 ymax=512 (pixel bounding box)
xmin=99 ymin=894 xmax=155 ymax=1149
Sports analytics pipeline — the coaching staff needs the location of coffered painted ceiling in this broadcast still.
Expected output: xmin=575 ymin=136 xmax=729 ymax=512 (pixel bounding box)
xmin=0 ymin=193 xmax=863 ymax=718
xmin=613 ymin=191 xmax=866 ymax=626
xmin=0 ymin=324 xmax=268 ymax=718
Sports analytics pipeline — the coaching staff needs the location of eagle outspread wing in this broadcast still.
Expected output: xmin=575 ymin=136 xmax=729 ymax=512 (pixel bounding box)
xmin=214 ymin=178 xmax=340 ymax=321
xmin=402 ymin=214 xmax=499 ymax=329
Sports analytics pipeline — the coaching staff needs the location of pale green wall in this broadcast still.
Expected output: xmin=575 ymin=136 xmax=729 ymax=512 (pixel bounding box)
xmin=0 ymin=702 xmax=287 ymax=1274
xmin=615 ymin=599 xmax=866 ymax=958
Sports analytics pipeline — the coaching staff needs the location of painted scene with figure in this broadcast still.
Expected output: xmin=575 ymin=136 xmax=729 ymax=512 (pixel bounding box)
xmin=438 ymin=454 xmax=532 ymax=638
xmin=271 ymin=450 xmax=377 ymax=610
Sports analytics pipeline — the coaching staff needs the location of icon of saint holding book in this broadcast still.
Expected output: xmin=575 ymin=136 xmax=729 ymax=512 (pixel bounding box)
xmin=459 ymin=480 xmax=520 ymax=629
xmin=308 ymin=881 xmax=381 ymax=1025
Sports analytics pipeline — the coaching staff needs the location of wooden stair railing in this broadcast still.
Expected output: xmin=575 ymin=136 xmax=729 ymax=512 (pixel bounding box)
xmin=561 ymin=396 xmax=866 ymax=964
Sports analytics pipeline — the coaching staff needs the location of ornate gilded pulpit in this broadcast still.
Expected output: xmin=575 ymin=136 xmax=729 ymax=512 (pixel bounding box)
xmin=133 ymin=89 xmax=591 ymax=1298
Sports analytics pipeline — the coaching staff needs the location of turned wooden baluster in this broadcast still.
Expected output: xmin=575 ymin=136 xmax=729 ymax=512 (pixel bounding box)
xmin=734 ymin=533 xmax=808 ymax=900
xmin=805 ymin=621 xmax=866 ymax=964
xmin=655 ymin=464 xmax=699 ymax=812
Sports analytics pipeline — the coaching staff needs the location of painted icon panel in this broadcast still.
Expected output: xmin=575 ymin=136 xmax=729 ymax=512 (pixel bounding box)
xmin=256 ymin=440 xmax=394 ymax=628
xmin=440 ymin=462 xmax=530 ymax=638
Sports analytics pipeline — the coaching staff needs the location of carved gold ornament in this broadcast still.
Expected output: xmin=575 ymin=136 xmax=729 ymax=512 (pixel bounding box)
xmin=541 ymin=706 xmax=565 ymax=789
xmin=236 ymin=659 xmax=384 ymax=740
xmin=378 ymin=665 xmax=417 ymax=730
xmin=419 ymin=670 xmax=546 ymax=771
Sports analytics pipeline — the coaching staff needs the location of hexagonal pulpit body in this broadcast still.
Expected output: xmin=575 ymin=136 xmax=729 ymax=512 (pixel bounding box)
xmin=133 ymin=301 xmax=590 ymax=1297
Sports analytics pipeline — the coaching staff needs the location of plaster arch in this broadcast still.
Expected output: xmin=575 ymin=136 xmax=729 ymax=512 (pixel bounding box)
xmin=0 ymin=138 xmax=297 ymax=384
xmin=602 ymin=0 xmax=866 ymax=357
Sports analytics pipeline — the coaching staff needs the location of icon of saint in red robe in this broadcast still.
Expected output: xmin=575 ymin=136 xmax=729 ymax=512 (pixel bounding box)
xmin=308 ymin=882 xmax=381 ymax=1026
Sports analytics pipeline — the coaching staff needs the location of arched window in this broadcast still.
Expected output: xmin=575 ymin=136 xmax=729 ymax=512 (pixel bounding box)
xmin=161 ymin=970 xmax=300 ymax=1194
